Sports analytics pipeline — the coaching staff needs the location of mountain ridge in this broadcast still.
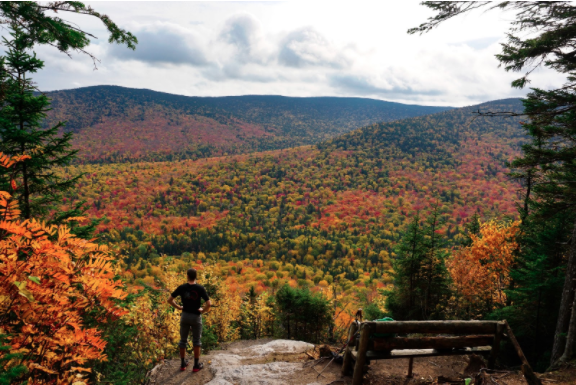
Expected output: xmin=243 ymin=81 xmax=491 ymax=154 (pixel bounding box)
xmin=42 ymin=85 xmax=453 ymax=163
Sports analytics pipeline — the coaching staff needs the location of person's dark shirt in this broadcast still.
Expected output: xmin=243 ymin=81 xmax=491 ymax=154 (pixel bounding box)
xmin=171 ymin=283 xmax=209 ymax=315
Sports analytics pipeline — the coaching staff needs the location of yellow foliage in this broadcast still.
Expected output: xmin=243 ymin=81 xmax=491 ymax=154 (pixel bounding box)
xmin=448 ymin=220 xmax=520 ymax=312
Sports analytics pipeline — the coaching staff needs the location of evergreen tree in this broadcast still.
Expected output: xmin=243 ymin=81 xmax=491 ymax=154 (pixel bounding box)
xmin=512 ymin=91 xmax=576 ymax=366
xmin=0 ymin=2 xmax=136 ymax=62
xmin=421 ymin=203 xmax=450 ymax=318
xmin=0 ymin=1 xmax=137 ymax=236
xmin=0 ymin=28 xmax=96 ymax=236
xmin=275 ymin=285 xmax=332 ymax=343
xmin=387 ymin=208 xmax=449 ymax=320
xmin=492 ymin=211 xmax=571 ymax=371
xmin=387 ymin=214 xmax=425 ymax=320
xmin=460 ymin=213 xmax=481 ymax=247
xmin=412 ymin=1 xmax=576 ymax=367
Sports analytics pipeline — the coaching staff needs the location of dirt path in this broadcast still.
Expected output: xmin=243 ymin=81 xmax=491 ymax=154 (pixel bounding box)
xmin=148 ymin=339 xmax=576 ymax=385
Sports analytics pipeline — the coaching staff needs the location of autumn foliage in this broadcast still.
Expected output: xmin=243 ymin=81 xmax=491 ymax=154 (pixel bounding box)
xmin=0 ymin=153 xmax=128 ymax=384
xmin=448 ymin=220 xmax=520 ymax=316
xmin=43 ymin=86 xmax=448 ymax=164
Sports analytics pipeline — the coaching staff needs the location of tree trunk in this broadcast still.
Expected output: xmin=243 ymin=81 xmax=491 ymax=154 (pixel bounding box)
xmin=521 ymin=169 xmax=533 ymax=223
xmin=425 ymin=212 xmax=438 ymax=319
xmin=550 ymin=217 xmax=576 ymax=366
xmin=19 ymin=71 xmax=30 ymax=220
xmin=557 ymin=289 xmax=576 ymax=365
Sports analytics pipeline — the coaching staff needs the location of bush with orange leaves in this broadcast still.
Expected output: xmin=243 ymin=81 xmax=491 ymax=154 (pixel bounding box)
xmin=447 ymin=219 xmax=520 ymax=318
xmin=0 ymin=153 xmax=128 ymax=384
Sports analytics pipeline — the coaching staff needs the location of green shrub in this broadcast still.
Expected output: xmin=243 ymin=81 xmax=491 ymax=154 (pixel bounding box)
xmin=0 ymin=335 xmax=27 ymax=385
xmin=201 ymin=324 xmax=219 ymax=353
xmin=364 ymin=303 xmax=387 ymax=321
xmin=274 ymin=285 xmax=333 ymax=344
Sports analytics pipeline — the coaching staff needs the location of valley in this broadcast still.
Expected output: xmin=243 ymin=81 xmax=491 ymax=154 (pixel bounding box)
xmin=3 ymin=3 xmax=576 ymax=384
xmin=61 ymin=98 xmax=524 ymax=307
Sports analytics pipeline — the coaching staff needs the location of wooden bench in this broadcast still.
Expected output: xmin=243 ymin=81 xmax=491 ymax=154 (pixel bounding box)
xmin=341 ymin=320 xmax=541 ymax=385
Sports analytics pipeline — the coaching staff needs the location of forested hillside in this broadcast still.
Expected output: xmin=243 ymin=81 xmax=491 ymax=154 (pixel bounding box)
xmin=43 ymin=86 xmax=451 ymax=163
xmin=60 ymin=98 xmax=523 ymax=292
xmin=7 ymin=2 xmax=576 ymax=384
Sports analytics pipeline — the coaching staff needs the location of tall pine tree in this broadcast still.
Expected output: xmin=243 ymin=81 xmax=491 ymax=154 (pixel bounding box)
xmin=387 ymin=206 xmax=449 ymax=320
xmin=411 ymin=1 xmax=576 ymax=368
xmin=0 ymin=28 xmax=96 ymax=237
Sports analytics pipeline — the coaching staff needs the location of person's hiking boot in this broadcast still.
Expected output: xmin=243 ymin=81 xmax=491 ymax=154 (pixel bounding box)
xmin=180 ymin=360 xmax=189 ymax=371
xmin=193 ymin=362 xmax=204 ymax=372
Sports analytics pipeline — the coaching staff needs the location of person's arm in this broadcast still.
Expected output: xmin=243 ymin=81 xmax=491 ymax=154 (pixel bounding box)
xmin=168 ymin=295 xmax=183 ymax=311
xmin=199 ymin=299 xmax=211 ymax=314
xmin=199 ymin=287 xmax=211 ymax=314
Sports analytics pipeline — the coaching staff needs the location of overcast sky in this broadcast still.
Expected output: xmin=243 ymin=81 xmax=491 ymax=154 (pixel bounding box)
xmin=28 ymin=1 xmax=565 ymax=107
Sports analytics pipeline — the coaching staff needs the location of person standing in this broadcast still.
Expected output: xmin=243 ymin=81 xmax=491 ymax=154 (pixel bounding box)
xmin=168 ymin=268 xmax=211 ymax=372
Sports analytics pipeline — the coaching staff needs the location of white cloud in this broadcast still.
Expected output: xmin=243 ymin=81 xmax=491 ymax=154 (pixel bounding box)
xmin=25 ymin=1 xmax=565 ymax=107
xmin=278 ymin=27 xmax=353 ymax=69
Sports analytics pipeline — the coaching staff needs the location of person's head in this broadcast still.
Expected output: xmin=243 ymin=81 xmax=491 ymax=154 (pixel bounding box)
xmin=187 ymin=268 xmax=197 ymax=282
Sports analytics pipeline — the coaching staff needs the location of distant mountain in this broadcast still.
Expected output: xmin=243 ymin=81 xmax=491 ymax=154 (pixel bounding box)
xmin=43 ymin=85 xmax=451 ymax=163
xmin=319 ymin=98 xmax=524 ymax=164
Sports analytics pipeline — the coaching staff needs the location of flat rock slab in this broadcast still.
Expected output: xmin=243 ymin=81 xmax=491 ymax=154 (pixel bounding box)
xmin=206 ymin=361 xmax=305 ymax=385
xmin=207 ymin=340 xmax=316 ymax=384
xmin=240 ymin=340 xmax=315 ymax=356
xmin=149 ymin=338 xmax=343 ymax=385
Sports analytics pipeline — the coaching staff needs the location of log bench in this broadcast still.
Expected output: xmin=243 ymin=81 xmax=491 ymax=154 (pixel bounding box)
xmin=341 ymin=320 xmax=541 ymax=385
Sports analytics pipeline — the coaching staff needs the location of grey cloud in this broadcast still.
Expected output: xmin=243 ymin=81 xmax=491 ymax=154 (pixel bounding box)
xmin=330 ymin=74 xmax=443 ymax=98
xmin=218 ymin=13 xmax=263 ymax=65
xmin=219 ymin=13 xmax=259 ymax=50
xmin=278 ymin=28 xmax=352 ymax=69
xmin=108 ymin=29 xmax=208 ymax=66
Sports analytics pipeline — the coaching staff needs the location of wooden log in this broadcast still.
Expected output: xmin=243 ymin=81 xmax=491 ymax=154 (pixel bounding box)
xmin=407 ymin=357 xmax=414 ymax=378
xmin=504 ymin=321 xmax=542 ymax=385
xmin=369 ymin=320 xmax=499 ymax=335
xmin=488 ymin=322 xmax=505 ymax=369
xmin=373 ymin=335 xmax=494 ymax=351
xmin=352 ymin=323 xmax=372 ymax=385
xmin=342 ymin=321 xmax=359 ymax=376
xmin=351 ymin=346 xmax=492 ymax=360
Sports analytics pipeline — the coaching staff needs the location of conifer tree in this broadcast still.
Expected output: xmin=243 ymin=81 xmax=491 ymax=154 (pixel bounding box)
xmin=411 ymin=1 xmax=576 ymax=367
xmin=421 ymin=204 xmax=450 ymax=318
xmin=387 ymin=214 xmax=425 ymax=320
xmin=460 ymin=213 xmax=481 ymax=247
xmin=514 ymin=91 xmax=576 ymax=366
xmin=0 ymin=2 xmax=137 ymax=237
xmin=492 ymin=212 xmax=570 ymax=370
xmin=0 ymin=28 xmax=96 ymax=235
xmin=0 ymin=2 xmax=137 ymax=64
xmin=387 ymin=208 xmax=449 ymax=320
